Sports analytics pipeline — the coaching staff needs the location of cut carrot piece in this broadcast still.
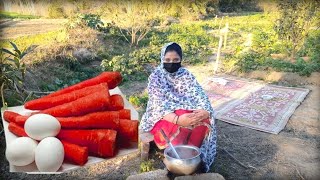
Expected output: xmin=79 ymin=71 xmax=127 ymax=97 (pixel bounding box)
xmin=41 ymin=91 xmax=110 ymax=117
xmin=57 ymin=129 xmax=117 ymax=158
xmin=117 ymin=119 xmax=139 ymax=147
xmin=15 ymin=115 xmax=29 ymax=126
xmin=107 ymin=94 xmax=124 ymax=110
xmin=61 ymin=140 xmax=88 ymax=166
xmin=8 ymin=122 xmax=28 ymax=137
xmin=58 ymin=111 xmax=119 ymax=129
xmin=3 ymin=111 xmax=20 ymax=123
xmin=15 ymin=111 xmax=120 ymax=129
xmin=45 ymin=72 xmax=122 ymax=98
xmin=119 ymin=109 xmax=131 ymax=119
xmin=24 ymin=83 xmax=109 ymax=110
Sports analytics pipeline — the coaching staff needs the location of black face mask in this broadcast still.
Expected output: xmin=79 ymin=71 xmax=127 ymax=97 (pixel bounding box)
xmin=163 ymin=62 xmax=181 ymax=73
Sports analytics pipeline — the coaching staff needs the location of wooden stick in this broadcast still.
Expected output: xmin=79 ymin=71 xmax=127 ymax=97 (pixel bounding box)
xmin=214 ymin=15 xmax=218 ymax=26
xmin=24 ymin=90 xmax=53 ymax=94
xmin=214 ymin=34 xmax=223 ymax=74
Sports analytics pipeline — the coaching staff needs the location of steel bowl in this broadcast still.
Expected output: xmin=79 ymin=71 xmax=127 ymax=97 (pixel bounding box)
xmin=163 ymin=145 xmax=201 ymax=175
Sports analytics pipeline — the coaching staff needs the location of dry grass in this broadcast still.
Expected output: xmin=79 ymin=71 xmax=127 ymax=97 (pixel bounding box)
xmin=22 ymin=26 xmax=104 ymax=65
xmin=1 ymin=0 xmax=51 ymax=17
xmin=1 ymin=0 xmax=74 ymax=17
xmin=257 ymin=1 xmax=278 ymax=13
xmin=0 ymin=0 xmax=102 ymax=18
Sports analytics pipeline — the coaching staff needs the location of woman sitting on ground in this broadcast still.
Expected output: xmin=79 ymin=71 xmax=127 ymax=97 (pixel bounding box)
xmin=140 ymin=42 xmax=217 ymax=172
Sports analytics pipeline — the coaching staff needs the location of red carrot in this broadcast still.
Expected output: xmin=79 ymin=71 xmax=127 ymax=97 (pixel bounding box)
xmin=24 ymin=83 xmax=110 ymax=110
xmin=58 ymin=111 xmax=119 ymax=129
xmin=15 ymin=110 xmax=121 ymax=128
xmin=119 ymin=109 xmax=131 ymax=119
xmin=15 ymin=115 xmax=29 ymax=126
xmin=44 ymin=72 xmax=122 ymax=98
xmin=107 ymin=94 xmax=124 ymax=110
xmin=61 ymin=140 xmax=88 ymax=166
xmin=8 ymin=122 xmax=28 ymax=137
xmin=40 ymin=91 xmax=110 ymax=117
xmin=3 ymin=111 xmax=20 ymax=123
xmin=117 ymin=119 xmax=139 ymax=147
xmin=57 ymin=129 xmax=117 ymax=158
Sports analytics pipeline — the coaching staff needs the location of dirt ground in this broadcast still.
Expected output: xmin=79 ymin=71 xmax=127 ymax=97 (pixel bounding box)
xmin=187 ymin=63 xmax=320 ymax=180
xmin=0 ymin=19 xmax=66 ymax=39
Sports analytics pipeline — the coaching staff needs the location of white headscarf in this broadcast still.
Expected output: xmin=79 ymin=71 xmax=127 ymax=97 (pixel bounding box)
xmin=140 ymin=42 xmax=217 ymax=172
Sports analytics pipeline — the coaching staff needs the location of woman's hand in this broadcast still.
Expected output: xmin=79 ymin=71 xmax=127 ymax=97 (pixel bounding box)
xmin=193 ymin=109 xmax=209 ymax=121
xmin=177 ymin=113 xmax=196 ymax=127
xmin=177 ymin=110 xmax=209 ymax=127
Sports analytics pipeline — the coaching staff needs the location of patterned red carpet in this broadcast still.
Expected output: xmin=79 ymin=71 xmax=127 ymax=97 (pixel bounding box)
xmin=202 ymin=76 xmax=309 ymax=134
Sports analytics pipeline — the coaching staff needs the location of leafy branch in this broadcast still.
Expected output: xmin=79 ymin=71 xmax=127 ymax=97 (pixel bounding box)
xmin=0 ymin=41 xmax=28 ymax=108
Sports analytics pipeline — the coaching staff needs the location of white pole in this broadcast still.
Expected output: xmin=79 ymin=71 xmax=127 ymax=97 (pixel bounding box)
xmin=214 ymin=34 xmax=223 ymax=74
xmin=214 ymin=15 xmax=218 ymax=26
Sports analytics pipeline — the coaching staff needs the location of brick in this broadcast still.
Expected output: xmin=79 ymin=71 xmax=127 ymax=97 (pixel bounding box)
xmin=126 ymin=169 xmax=169 ymax=180
xmin=174 ymin=173 xmax=225 ymax=180
xmin=139 ymin=130 xmax=154 ymax=161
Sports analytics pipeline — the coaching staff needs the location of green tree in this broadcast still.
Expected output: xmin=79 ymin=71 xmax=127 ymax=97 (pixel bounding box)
xmin=100 ymin=0 xmax=165 ymax=47
xmin=100 ymin=0 xmax=218 ymax=47
xmin=274 ymin=0 xmax=319 ymax=60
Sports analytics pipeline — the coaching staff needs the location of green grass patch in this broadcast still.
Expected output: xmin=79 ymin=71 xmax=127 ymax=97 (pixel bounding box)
xmin=139 ymin=160 xmax=155 ymax=173
xmin=38 ymin=65 xmax=102 ymax=92
xmin=0 ymin=11 xmax=40 ymax=19
xmin=0 ymin=30 xmax=67 ymax=50
xmin=129 ymin=91 xmax=149 ymax=109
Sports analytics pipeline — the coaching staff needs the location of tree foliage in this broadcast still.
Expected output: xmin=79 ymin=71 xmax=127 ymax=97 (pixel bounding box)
xmin=274 ymin=0 xmax=319 ymax=59
xmin=100 ymin=0 xmax=218 ymax=47
xmin=100 ymin=0 xmax=164 ymax=47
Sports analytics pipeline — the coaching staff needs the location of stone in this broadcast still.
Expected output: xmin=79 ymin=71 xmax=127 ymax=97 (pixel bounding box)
xmin=126 ymin=169 xmax=169 ymax=180
xmin=174 ymin=173 xmax=225 ymax=180
xmin=73 ymin=48 xmax=94 ymax=61
xmin=139 ymin=130 xmax=154 ymax=161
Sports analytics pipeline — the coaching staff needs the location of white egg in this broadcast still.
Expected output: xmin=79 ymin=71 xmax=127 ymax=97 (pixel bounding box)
xmin=6 ymin=137 xmax=38 ymax=166
xmin=24 ymin=114 xmax=61 ymax=141
xmin=35 ymin=137 xmax=64 ymax=172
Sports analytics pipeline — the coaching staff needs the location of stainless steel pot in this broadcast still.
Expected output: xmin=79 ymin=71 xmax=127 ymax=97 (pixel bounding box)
xmin=163 ymin=145 xmax=201 ymax=175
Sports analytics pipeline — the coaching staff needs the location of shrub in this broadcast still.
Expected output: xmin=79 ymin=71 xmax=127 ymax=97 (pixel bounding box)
xmin=129 ymin=91 xmax=148 ymax=109
xmin=236 ymin=51 xmax=266 ymax=72
xmin=65 ymin=13 xmax=104 ymax=31
xmin=100 ymin=44 xmax=162 ymax=81
xmin=298 ymin=30 xmax=320 ymax=61
xmin=139 ymin=160 xmax=155 ymax=173
xmin=265 ymin=58 xmax=319 ymax=76
xmin=252 ymin=29 xmax=280 ymax=54
xmin=274 ymin=0 xmax=319 ymax=59
xmin=100 ymin=54 xmax=147 ymax=82
xmin=48 ymin=2 xmax=66 ymax=18
xmin=129 ymin=46 xmax=159 ymax=64
xmin=218 ymin=0 xmax=262 ymax=12
xmin=167 ymin=23 xmax=214 ymax=64
xmin=0 ymin=42 xmax=28 ymax=107
xmin=39 ymin=65 xmax=101 ymax=92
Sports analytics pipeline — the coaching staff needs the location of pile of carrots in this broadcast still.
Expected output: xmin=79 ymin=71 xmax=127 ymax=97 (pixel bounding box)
xmin=3 ymin=72 xmax=139 ymax=166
